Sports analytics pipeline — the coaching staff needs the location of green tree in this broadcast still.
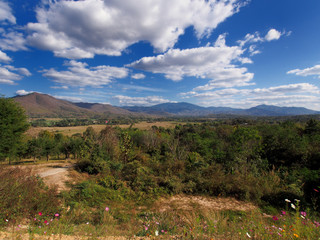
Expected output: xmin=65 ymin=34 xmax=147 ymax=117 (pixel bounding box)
xmin=0 ymin=97 xmax=29 ymax=163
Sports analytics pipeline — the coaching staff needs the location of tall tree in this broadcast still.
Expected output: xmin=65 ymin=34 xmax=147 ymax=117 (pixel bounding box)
xmin=0 ymin=97 xmax=29 ymax=163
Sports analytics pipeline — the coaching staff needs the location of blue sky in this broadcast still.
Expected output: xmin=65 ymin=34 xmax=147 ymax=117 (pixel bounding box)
xmin=1 ymin=0 xmax=320 ymax=110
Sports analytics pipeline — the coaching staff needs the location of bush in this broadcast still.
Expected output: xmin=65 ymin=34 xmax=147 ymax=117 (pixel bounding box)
xmin=0 ymin=167 xmax=60 ymax=224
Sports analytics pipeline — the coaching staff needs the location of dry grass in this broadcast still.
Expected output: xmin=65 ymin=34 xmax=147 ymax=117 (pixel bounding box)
xmin=26 ymin=121 xmax=181 ymax=137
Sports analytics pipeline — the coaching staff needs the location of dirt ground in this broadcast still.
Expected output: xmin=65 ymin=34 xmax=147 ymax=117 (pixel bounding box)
xmin=16 ymin=162 xmax=76 ymax=191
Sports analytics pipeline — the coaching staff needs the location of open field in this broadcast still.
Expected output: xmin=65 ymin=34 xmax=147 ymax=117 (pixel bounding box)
xmin=26 ymin=121 xmax=181 ymax=136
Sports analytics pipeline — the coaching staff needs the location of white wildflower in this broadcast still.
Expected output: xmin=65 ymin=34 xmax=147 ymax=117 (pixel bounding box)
xmin=155 ymin=230 xmax=159 ymax=236
xmin=285 ymin=199 xmax=291 ymax=203
xmin=246 ymin=232 xmax=251 ymax=238
xmin=291 ymin=203 xmax=296 ymax=209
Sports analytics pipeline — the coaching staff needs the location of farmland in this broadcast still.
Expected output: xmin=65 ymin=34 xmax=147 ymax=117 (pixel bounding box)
xmin=26 ymin=121 xmax=181 ymax=137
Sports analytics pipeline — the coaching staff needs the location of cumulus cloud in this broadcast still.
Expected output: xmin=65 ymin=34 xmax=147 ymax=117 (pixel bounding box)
xmin=0 ymin=50 xmax=11 ymax=63
xmin=0 ymin=31 xmax=27 ymax=51
xmin=42 ymin=60 xmax=128 ymax=87
xmin=113 ymin=95 xmax=173 ymax=106
xmin=131 ymin=73 xmax=146 ymax=79
xmin=129 ymin=34 xmax=254 ymax=88
xmin=0 ymin=65 xmax=31 ymax=84
xmin=287 ymin=65 xmax=320 ymax=78
xmin=182 ymin=83 xmax=320 ymax=109
xmin=238 ymin=28 xmax=284 ymax=49
xmin=0 ymin=1 xmax=16 ymax=24
xmin=265 ymin=29 xmax=282 ymax=41
xmin=15 ymin=89 xmax=34 ymax=95
xmin=26 ymin=0 xmax=245 ymax=58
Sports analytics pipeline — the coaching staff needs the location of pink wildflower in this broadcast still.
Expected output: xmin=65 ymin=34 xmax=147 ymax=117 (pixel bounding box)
xmin=105 ymin=207 xmax=109 ymax=211
xmin=38 ymin=212 xmax=42 ymax=216
xmin=281 ymin=211 xmax=286 ymax=215
xmin=273 ymin=216 xmax=279 ymax=221
xmin=55 ymin=213 xmax=59 ymax=217
xmin=300 ymin=211 xmax=307 ymax=217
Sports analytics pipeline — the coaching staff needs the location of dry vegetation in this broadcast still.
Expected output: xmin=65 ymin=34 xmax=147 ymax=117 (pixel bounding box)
xmin=26 ymin=121 xmax=180 ymax=137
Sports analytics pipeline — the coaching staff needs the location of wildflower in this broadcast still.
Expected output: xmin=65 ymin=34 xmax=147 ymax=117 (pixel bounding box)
xmin=273 ymin=216 xmax=279 ymax=221
xmin=285 ymin=199 xmax=291 ymax=203
xmin=161 ymin=230 xmax=164 ymax=233
xmin=55 ymin=213 xmax=59 ymax=217
xmin=144 ymin=226 xmax=148 ymax=231
xmin=38 ymin=212 xmax=42 ymax=216
xmin=44 ymin=220 xmax=48 ymax=224
xmin=293 ymin=233 xmax=299 ymax=238
xmin=105 ymin=207 xmax=109 ymax=211
xmin=300 ymin=211 xmax=306 ymax=217
xmin=156 ymin=221 xmax=159 ymax=225
xmin=294 ymin=199 xmax=300 ymax=203
xmin=291 ymin=203 xmax=296 ymax=209
xmin=86 ymin=222 xmax=89 ymax=224
xmin=246 ymin=232 xmax=251 ymax=238
xmin=155 ymin=230 xmax=159 ymax=236
xmin=314 ymin=188 xmax=319 ymax=192
xmin=281 ymin=211 xmax=286 ymax=215
xmin=5 ymin=219 xmax=8 ymax=222
xmin=314 ymin=221 xmax=320 ymax=227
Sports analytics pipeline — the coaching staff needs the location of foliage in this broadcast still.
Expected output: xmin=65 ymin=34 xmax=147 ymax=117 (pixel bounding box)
xmin=0 ymin=167 xmax=60 ymax=223
xmin=0 ymin=97 xmax=29 ymax=162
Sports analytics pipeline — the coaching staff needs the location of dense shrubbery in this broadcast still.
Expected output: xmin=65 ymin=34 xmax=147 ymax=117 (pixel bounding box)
xmin=4 ymin=119 xmax=320 ymax=210
xmin=0 ymin=167 xmax=60 ymax=224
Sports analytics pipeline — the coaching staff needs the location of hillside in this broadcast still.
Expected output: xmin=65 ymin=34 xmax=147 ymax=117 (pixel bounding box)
xmin=12 ymin=93 xmax=320 ymax=118
xmin=123 ymin=103 xmax=320 ymax=116
xmin=13 ymin=93 xmax=94 ymax=118
xmin=13 ymin=93 xmax=142 ymax=118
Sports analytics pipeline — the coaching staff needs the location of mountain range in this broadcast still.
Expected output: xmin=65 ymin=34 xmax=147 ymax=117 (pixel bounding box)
xmin=12 ymin=93 xmax=320 ymax=118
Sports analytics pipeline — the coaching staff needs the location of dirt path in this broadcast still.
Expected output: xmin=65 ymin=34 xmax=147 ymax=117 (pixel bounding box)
xmin=17 ymin=162 xmax=75 ymax=191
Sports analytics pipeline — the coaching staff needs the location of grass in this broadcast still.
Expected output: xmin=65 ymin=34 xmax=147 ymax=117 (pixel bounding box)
xmin=1 ymin=165 xmax=320 ymax=239
xmin=2 ymin=204 xmax=320 ymax=239
xmin=26 ymin=121 xmax=181 ymax=137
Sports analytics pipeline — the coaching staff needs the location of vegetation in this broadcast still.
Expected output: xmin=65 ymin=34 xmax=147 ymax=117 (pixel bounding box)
xmin=1 ymin=99 xmax=320 ymax=238
xmin=0 ymin=97 xmax=29 ymax=163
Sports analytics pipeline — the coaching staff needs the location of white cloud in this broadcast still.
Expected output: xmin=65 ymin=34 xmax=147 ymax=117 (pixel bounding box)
xmin=237 ymin=29 xmax=284 ymax=50
xmin=26 ymin=0 xmax=244 ymax=58
xmin=0 ymin=50 xmax=11 ymax=63
xmin=182 ymin=83 xmax=320 ymax=110
xmin=50 ymin=85 xmax=69 ymax=90
xmin=0 ymin=64 xmax=31 ymax=85
xmin=265 ymin=29 xmax=282 ymax=41
xmin=131 ymin=73 xmax=146 ymax=79
xmin=54 ymin=95 xmax=84 ymax=102
xmin=0 ymin=1 xmax=16 ymax=24
xmin=15 ymin=90 xmax=34 ymax=95
xmin=42 ymin=60 xmax=128 ymax=87
xmin=0 ymin=31 xmax=27 ymax=51
xmin=113 ymin=95 xmax=173 ymax=106
xmin=129 ymin=34 xmax=254 ymax=88
xmin=120 ymin=84 xmax=163 ymax=92
xmin=287 ymin=65 xmax=320 ymax=78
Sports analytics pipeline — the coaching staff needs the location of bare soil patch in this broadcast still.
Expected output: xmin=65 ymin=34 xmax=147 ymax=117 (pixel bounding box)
xmin=154 ymin=195 xmax=256 ymax=212
xmin=16 ymin=162 xmax=76 ymax=191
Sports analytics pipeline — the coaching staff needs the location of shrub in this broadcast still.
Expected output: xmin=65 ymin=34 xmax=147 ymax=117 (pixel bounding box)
xmin=0 ymin=167 xmax=60 ymax=224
